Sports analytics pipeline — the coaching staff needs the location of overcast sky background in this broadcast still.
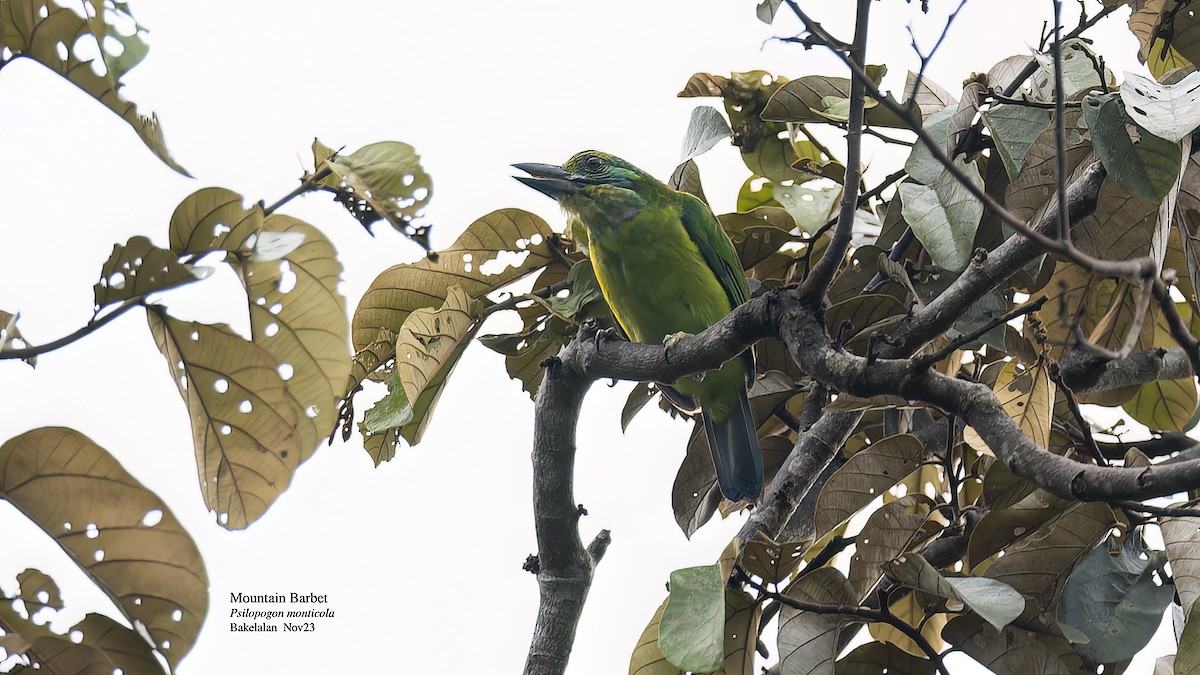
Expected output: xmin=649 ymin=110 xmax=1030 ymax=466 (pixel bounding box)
xmin=0 ymin=1 xmax=1176 ymax=673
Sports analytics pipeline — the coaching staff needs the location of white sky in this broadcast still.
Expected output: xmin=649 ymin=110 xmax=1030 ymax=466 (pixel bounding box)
xmin=0 ymin=1 xmax=1176 ymax=673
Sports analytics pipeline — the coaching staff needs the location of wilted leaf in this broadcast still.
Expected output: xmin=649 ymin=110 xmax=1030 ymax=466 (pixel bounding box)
xmin=0 ymin=427 xmax=208 ymax=667
xmin=353 ymin=208 xmax=555 ymax=357
xmin=629 ymin=598 xmax=681 ymax=675
xmin=982 ymin=104 xmax=1052 ymax=179
xmin=813 ymin=433 xmax=924 ymax=537
xmin=884 ymin=554 xmax=1024 ymax=632
xmin=1056 ymin=535 xmax=1174 ymax=664
xmin=396 ymin=286 xmax=478 ymax=413
xmin=778 ymin=567 xmax=856 ymax=675
xmin=1083 ymin=92 xmax=1182 ymax=201
xmin=313 ymin=140 xmax=433 ymax=246
xmin=847 ymin=495 xmax=938 ymax=600
xmin=899 ymin=159 xmax=985 ymax=272
xmin=680 ymin=106 xmax=732 ymax=161
xmin=94 ymin=236 xmax=203 ymax=309
xmin=0 ymin=0 xmax=187 ymax=173
xmin=621 ymin=382 xmax=658 ymax=434
xmin=942 ymin=614 xmax=1076 ymax=674
xmin=1120 ymin=70 xmax=1200 ymax=143
xmin=149 ymin=311 xmax=301 ymax=529
xmin=659 ymin=564 xmax=725 ymax=672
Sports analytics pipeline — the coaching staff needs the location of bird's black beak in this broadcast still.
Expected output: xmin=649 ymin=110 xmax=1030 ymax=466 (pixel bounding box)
xmin=513 ymin=163 xmax=583 ymax=199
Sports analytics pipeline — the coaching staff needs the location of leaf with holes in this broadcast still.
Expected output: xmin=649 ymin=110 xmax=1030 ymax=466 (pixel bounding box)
xmin=899 ymin=159 xmax=984 ymax=272
xmin=712 ymin=589 xmax=759 ymax=675
xmin=359 ymin=371 xmax=411 ymax=466
xmin=813 ymin=433 xmax=924 ymax=538
xmin=16 ymin=568 xmax=62 ymax=613
xmin=1162 ymin=511 xmax=1200 ymax=616
xmin=1056 ymin=535 xmax=1173 ymax=664
xmin=719 ymin=207 xmax=798 ymax=269
xmin=739 ymin=537 xmax=807 ymax=584
xmin=313 ymin=139 xmax=433 ymax=247
xmin=981 ymin=104 xmax=1052 ymax=180
xmin=772 ymin=184 xmax=840 ymax=235
xmin=659 ymin=564 xmax=726 ymax=672
xmin=352 ymin=208 xmax=555 ymax=359
xmin=239 ymin=214 xmax=350 ymax=460
xmin=0 ymin=606 xmax=167 ymax=675
xmin=0 ymin=427 xmax=207 ymax=668
xmin=847 ymin=495 xmax=938 ymax=600
xmin=168 ymin=187 xmax=264 ymax=255
xmin=94 ymin=236 xmax=205 ymax=309
xmin=1120 ymin=70 xmax=1200 ymax=143
xmin=883 ymin=553 xmax=1025 ymax=632
xmin=148 ymin=310 xmax=301 ymax=529
xmin=776 ymin=567 xmax=856 ymax=675
xmin=1083 ymin=92 xmax=1182 ymax=201
xmin=0 ymin=0 xmax=187 ymax=173
xmin=1032 ymin=38 xmax=1112 ymax=99
xmin=680 ymin=106 xmax=732 ymax=162
xmin=965 ymin=359 xmax=1054 ymax=456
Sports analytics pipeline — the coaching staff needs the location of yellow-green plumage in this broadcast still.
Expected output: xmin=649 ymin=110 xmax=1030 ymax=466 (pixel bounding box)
xmin=514 ymin=151 xmax=763 ymax=501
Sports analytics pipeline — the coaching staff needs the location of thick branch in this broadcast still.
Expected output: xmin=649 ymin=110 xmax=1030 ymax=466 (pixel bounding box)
xmin=524 ymin=344 xmax=606 ymax=675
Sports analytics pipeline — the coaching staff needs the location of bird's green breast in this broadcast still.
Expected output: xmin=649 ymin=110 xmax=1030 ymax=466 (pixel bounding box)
xmin=587 ymin=203 xmax=733 ymax=344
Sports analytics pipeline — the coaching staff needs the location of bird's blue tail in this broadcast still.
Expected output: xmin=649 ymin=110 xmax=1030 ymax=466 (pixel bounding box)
xmin=703 ymin=388 xmax=763 ymax=502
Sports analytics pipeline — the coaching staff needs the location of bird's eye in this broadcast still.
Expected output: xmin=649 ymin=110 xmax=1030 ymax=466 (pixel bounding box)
xmin=584 ymin=156 xmax=604 ymax=173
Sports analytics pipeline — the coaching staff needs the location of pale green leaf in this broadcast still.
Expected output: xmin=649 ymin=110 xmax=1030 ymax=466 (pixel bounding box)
xmin=1083 ymin=92 xmax=1182 ymax=201
xmin=1120 ymin=70 xmax=1200 ymax=143
xmin=680 ymin=106 xmax=732 ymax=161
xmin=981 ymin=104 xmax=1052 ymax=179
xmin=898 ymin=159 xmax=984 ymax=272
xmin=659 ymin=564 xmax=725 ymax=672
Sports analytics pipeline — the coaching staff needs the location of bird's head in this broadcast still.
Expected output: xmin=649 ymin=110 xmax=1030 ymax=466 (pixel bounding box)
xmin=514 ymin=151 xmax=656 ymax=230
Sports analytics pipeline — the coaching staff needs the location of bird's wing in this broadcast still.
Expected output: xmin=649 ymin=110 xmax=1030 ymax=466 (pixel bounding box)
xmin=678 ymin=193 xmax=755 ymax=384
xmin=678 ymin=194 xmax=750 ymax=308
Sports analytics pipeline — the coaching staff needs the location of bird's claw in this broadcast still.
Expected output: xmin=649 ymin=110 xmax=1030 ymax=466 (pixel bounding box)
xmin=663 ymin=331 xmax=693 ymax=365
xmin=592 ymin=325 xmax=618 ymax=351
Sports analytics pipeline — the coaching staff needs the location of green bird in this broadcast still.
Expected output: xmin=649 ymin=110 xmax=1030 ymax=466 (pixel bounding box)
xmin=515 ymin=151 xmax=763 ymax=502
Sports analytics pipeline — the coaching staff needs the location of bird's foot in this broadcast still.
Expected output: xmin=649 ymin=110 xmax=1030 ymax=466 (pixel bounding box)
xmin=592 ymin=326 xmax=618 ymax=350
xmin=663 ymin=331 xmax=693 ymax=364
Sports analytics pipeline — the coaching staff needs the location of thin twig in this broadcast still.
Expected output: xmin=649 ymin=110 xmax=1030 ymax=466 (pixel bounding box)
xmin=0 ymin=298 xmax=145 ymax=361
xmin=914 ymin=295 xmax=1047 ymax=369
xmin=905 ymin=0 xmax=970 ymax=105
xmin=1051 ymin=0 xmax=1071 ymax=244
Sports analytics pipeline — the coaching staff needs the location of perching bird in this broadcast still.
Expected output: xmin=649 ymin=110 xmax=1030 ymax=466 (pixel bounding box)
xmin=515 ymin=151 xmax=763 ymax=502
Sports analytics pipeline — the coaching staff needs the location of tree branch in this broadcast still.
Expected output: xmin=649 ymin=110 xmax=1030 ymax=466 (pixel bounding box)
xmin=523 ymin=345 xmax=607 ymax=675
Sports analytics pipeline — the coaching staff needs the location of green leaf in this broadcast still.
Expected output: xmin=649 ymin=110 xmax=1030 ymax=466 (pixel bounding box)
xmin=1083 ymin=92 xmax=1182 ymax=201
xmin=0 ymin=0 xmax=188 ymax=174
xmin=680 ymin=106 xmax=732 ymax=161
xmin=1178 ymin=603 xmax=1200 ymax=675
xmin=1032 ymin=38 xmax=1110 ymax=99
xmin=883 ymin=553 xmax=1025 ymax=632
xmin=1055 ymin=534 xmax=1174 ymax=664
xmin=363 ymin=371 xmax=414 ymax=434
xmin=905 ymin=105 xmax=958 ymax=184
xmin=0 ymin=427 xmax=208 ymax=668
xmin=898 ymin=159 xmax=984 ymax=272
xmin=1119 ymin=70 xmax=1200 ymax=143
xmin=813 ymin=433 xmax=924 ymax=538
xmin=737 ymin=177 xmax=779 ymax=211
xmin=773 ymin=183 xmax=841 ymax=234
xmin=659 ymin=564 xmax=725 ymax=672
xmin=981 ymin=104 xmax=1052 ymax=180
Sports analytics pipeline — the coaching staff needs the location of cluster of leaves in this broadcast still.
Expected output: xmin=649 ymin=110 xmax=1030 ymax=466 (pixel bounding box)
xmin=0 ymin=3 xmax=440 ymax=672
xmin=618 ymin=3 xmax=1200 ymax=674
